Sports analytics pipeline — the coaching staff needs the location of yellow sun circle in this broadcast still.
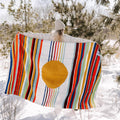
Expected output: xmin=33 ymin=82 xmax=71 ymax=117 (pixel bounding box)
xmin=42 ymin=61 xmax=68 ymax=89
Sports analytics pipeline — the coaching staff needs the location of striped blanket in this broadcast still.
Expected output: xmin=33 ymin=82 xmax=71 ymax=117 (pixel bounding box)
xmin=5 ymin=33 xmax=101 ymax=109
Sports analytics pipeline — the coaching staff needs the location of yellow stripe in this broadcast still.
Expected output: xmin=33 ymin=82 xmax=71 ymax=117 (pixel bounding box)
xmin=78 ymin=43 xmax=94 ymax=108
xmin=28 ymin=39 xmax=38 ymax=100
xmin=7 ymin=43 xmax=15 ymax=94
xmin=50 ymin=42 xmax=62 ymax=106
xmin=74 ymin=43 xmax=89 ymax=108
xmin=58 ymin=42 xmax=62 ymax=61
xmin=89 ymin=66 xmax=101 ymax=107
xmin=60 ymin=43 xmax=64 ymax=62
xmin=19 ymin=36 xmax=27 ymax=96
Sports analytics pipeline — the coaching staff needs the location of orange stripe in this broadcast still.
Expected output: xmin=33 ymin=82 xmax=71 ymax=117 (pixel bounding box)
xmin=78 ymin=43 xmax=94 ymax=109
xmin=11 ymin=34 xmax=18 ymax=93
xmin=19 ymin=36 xmax=27 ymax=95
xmin=89 ymin=62 xmax=101 ymax=107
xmin=28 ymin=39 xmax=38 ymax=100
xmin=7 ymin=41 xmax=15 ymax=94
xmin=47 ymin=42 xmax=59 ymax=106
xmin=81 ymin=44 xmax=98 ymax=109
xmin=33 ymin=40 xmax=43 ymax=102
xmin=15 ymin=34 xmax=24 ymax=95
xmin=66 ymin=43 xmax=82 ymax=108
xmin=85 ymin=53 xmax=100 ymax=109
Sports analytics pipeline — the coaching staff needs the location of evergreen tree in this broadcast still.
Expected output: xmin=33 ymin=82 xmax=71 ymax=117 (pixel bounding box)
xmin=52 ymin=0 xmax=112 ymax=56
xmin=8 ymin=0 xmax=34 ymax=32
xmin=52 ymin=0 xmax=105 ymax=39
xmin=95 ymin=0 xmax=120 ymax=51
xmin=52 ymin=0 xmax=120 ymax=56
xmin=96 ymin=0 xmax=120 ymax=37
xmin=0 ymin=2 xmax=5 ymax=9
xmin=33 ymin=4 xmax=55 ymax=33
xmin=95 ymin=0 xmax=110 ymax=5
xmin=52 ymin=0 xmax=91 ymax=38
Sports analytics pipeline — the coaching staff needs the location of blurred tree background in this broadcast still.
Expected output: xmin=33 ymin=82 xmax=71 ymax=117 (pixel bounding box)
xmin=0 ymin=1 xmax=120 ymax=119
xmin=0 ymin=0 xmax=119 ymax=57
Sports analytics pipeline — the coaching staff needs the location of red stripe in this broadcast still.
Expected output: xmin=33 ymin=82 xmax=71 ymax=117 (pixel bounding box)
xmin=70 ymin=44 xmax=85 ymax=107
xmin=25 ymin=38 xmax=35 ymax=99
xmin=85 ymin=56 xmax=100 ymax=108
xmin=46 ymin=88 xmax=51 ymax=106
xmin=14 ymin=34 xmax=24 ymax=95
xmin=64 ymin=43 xmax=79 ymax=108
xmin=16 ymin=35 xmax=25 ymax=94
xmin=33 ymin=40 xmax=43 ymax=102
xmin=66 ymin=44 xmax=82 ymax=108
xmin=14 ymin=34 xmax=22 ymax=95
xmin=81 ymin=44 xmax=98 ymax=109
xmin=10 ymin=35 xmax=18 ymax=93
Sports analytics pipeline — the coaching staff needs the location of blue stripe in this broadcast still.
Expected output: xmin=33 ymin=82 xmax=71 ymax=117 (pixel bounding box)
xmin=69 ymin=43 xmax=85 ymax=108
xmin=85 ymin=52 xmax=97 ymax=108
xmin=5 ymin=47 xmax=13 ymax=94
xmin=41 ymin=86 xmax=47 ymax=105
xmin=12 ymin=34 xmax=20 ymax=94
xmin=80 ymin=43 xmax=96 ymax=109
xmin=42 ymin=41 xmax=53 ymax=105
xmin=48 ymin=41 xmax=53 ymax=61
xmin=30 ymin=39 xmax=41 ymax=101
xmin=72 ymin=43 xmax=89 ymax=108
xmin=21 ymin=37 xmax=32 ymax=97
xmin=88 ymin=58 xmax=101 ymax=106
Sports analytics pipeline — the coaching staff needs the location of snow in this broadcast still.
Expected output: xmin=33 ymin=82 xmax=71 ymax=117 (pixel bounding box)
xmin=0 ymin=46 xmax=120 ymax=120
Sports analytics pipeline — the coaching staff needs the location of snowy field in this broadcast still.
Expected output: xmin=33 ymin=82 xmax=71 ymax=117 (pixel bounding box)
xmin=0 ymin=50 xmax=120 ymax=120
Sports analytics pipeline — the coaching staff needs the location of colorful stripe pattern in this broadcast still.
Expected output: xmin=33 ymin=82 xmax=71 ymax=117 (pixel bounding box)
xmin=64 ymin=43 xmax=101 ymax=109
xmin=42 ymin=41 xmax=66 ymax=107
xmin=5 ymin=33 xmax=101 ymax=109
xmin=5 ymin=34 xmax=43 ymax=102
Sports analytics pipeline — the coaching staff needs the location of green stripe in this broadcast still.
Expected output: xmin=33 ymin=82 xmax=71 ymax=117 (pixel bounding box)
xmin=21 ymin=37 xmax=32 ymax=98
xmin=91 ymin=64 xmax=101 ymax=107
xmin=73 ymin=43 xmax=90 ymax=108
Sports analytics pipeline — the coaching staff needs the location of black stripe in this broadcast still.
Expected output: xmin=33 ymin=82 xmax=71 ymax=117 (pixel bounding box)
xmin=64 ymin=43 xmax=79 ymax=108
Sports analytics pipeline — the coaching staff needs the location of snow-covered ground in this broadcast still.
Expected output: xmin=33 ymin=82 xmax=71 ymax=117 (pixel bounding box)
xmin=0 ymin=50 xmax=120 ymax=120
